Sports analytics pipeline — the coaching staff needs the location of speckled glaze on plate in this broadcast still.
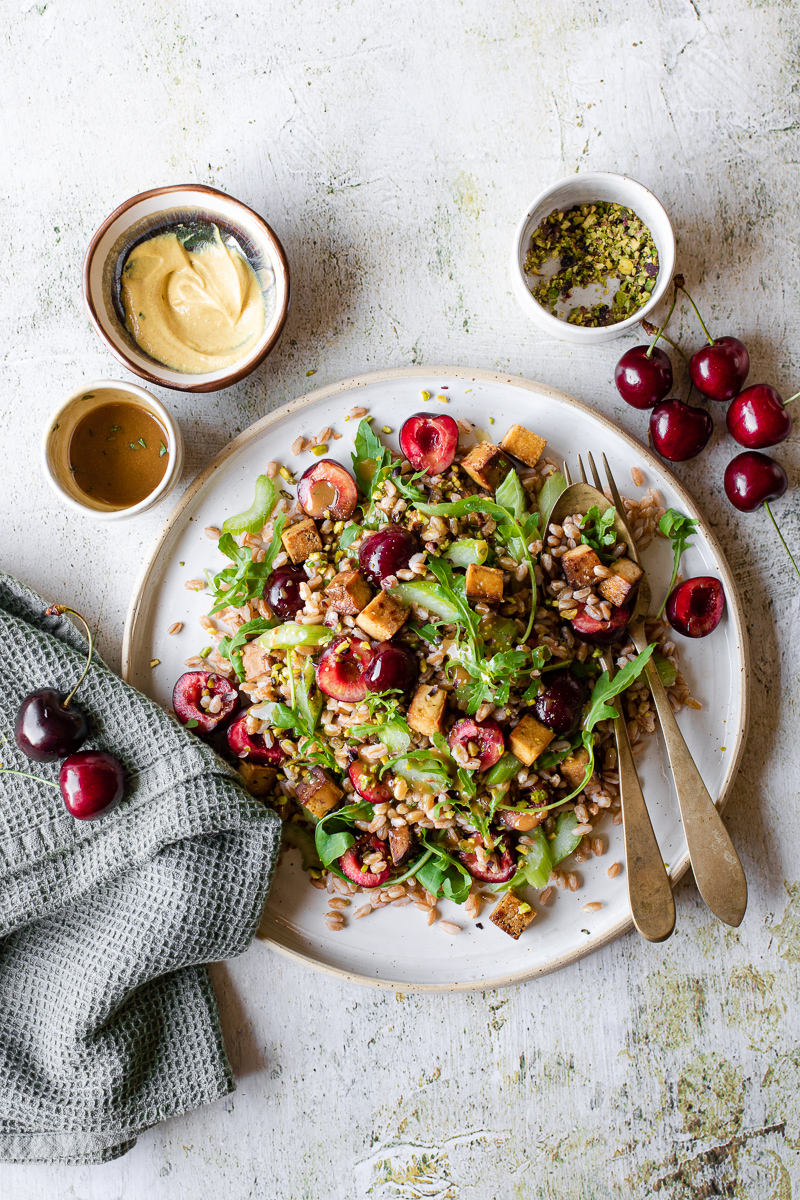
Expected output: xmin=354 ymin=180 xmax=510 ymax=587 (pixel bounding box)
xmin=122 ymin=367 xmax=749 ymax=992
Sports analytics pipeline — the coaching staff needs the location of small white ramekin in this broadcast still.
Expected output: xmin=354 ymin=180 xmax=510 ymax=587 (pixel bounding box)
xmin=511 ymin=172 xmax=675 ymax=345
xmin=42 ymin=379 xmax=185 ymax=521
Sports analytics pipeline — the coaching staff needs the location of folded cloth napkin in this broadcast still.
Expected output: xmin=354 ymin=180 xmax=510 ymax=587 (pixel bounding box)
xmin=0 ymin=573 xmax=281 ymax=1164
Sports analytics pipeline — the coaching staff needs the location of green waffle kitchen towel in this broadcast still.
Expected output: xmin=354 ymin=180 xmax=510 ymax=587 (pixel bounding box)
xmin=0 ymin=573 xmax=281 ymax=1163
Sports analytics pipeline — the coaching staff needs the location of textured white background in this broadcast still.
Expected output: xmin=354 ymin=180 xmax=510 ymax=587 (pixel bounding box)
xmin=2 ymin=0 xmax=800 ymax=1196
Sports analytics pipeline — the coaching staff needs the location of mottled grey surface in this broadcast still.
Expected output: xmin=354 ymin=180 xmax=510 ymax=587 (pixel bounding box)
xmin=2 ymin=0 xmax=799 ymax=1195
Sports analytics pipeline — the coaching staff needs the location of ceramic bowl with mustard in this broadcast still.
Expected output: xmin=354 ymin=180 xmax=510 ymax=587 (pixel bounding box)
xmin=83 ymin=184 xmax=291 ymax=393
xmin=42 ymin=379 xmax=185 ymax=520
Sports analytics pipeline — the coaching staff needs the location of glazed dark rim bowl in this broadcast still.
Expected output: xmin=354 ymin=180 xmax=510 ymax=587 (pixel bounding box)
xmin=83 ymin=184 xmax=291 ymax=393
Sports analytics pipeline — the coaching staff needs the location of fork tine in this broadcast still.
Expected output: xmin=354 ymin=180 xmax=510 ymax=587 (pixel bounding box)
xmin=576 ymin=455 xmax=587 ymax=484
xmin=602 ymin=453 xmax=626 ymax=514
xmin=586 ymin=452 xmax=604 ymax=494
xmin=562 ymin=460 xmax=572 ymax=485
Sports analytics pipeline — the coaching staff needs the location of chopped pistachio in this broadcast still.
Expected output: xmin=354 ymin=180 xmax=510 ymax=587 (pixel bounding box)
xmin=381 ymin=425 xmax=392 ymax=434
xmin=437 ymin=394 xmax=450 ymax=403
xmin=312 ymin=444 xmax=328 ymax=456
xmin=199 ymin=646 xmax=212 ymax=658
xmin=149 ymin=658 xmax=160 ymax=668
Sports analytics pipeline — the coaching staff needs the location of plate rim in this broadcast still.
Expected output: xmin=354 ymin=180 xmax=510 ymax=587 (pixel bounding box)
xmin=122 ymin=365 xmax=751 ymax=992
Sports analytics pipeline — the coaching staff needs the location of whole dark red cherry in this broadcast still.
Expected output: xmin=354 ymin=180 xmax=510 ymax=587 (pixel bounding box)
xmin=364 ymin=642 xmax=418 ymax=695
xmin=614 ymin=345 xmax=673 ymax=409
xmin=359 ymin=527 xmax=419 ymax=585
xmin=666 ymin=577 xmax=726 ymax=638
xmin=723 ymin=451 xmax=787 ymax=512
xmin=59 ymin=750 xmax=125 ymax=821
xmin=264 ymin=565 xmax=306 ymax=617
xmin=726 ymin=384 xmax=793 ymax=449
xmin=533 ymin=672 xmax=587 ymax=735
xmin=14 ymin=603 xmax=94 ymax=762
xmin=650 ymin=399 xmax=713 ymax=461
xmin=690 ymin=336 xmax=750 ymax=402
xmin=15 ymin=688 xmax=89 ymax=763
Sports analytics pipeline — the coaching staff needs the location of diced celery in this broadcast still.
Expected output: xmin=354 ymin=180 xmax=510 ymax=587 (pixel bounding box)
xmin=390 ymin=581 xmax=461 ymax=623
xmin=259 ymin=623 xmax=334 ymax=649
xmin=484 ymin=752 xmax=523 ymax=786
xmin=445 ymin=538 xmax=489 ymax=568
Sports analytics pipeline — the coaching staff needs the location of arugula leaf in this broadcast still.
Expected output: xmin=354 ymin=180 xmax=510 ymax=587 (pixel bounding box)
xmin=248 ymin=700 xmax=297 ymax=729
xmin=208 ymin=514 xmax=287 ymax=615
xmin=417 ymin=834 xmax=473 ymax=904
xmin=413 ymin=623 xmax=441 ymax=644
xmin=296 ymin=658 xmax=323 ymax=735
xmin=656 ymin=508 xmax=699 ymax=617
xmin=457 ymin=767 xmax=478 ymax=798
xmin=338 ymin=523 xmax=361 ymax=550
xmin=484 ymin=752 xmax=523 ymax=787
xmin=495 ymin=468 xmax=527 ymax=522
xmin=314 ymin=802 xmax=373 ymax=867
xmin=536 ymin=471 xmax=568 ymax=523
xmin=391 ymin=467 xmax=429 ymax=505
xmin=351 ymin=418 xmax=390 ymax=501
xmin=218 ymin=616 xmax=278 ymax=681
xmin=579 ymin=505 xmax=619 ymax=559
xmin=504 ymin=827 xmax=554 ymax=891
xmin=551 ymin=810 xmax=582 ymax=864
xmin=221 ymin=474 xmax=277 ymax=536
xmin=583 ymin=642 xmax=657 ymax=729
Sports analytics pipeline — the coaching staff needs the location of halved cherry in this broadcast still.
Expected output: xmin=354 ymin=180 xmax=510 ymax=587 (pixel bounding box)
xmin=297 ymin=460 xmax=358 ymax=519
xmin=570 ymin=603 xmax=631 ymax=646
xmin=349 ymin=759 xmax=392 ymax=804
xmin=399 ymin=412 xmax=459 ymax=475
xmin=339 ymin=834 xmax=392 ymax=887
xmin=173 ymin=671 xmax=239 ymax=735
xmin=458 ymin=835 xmax=516 ymax=883
xmin=316 ymin=635 xmax=375 ymax=702
xmin=448 ymin=717 xmax=505 ymax=771
xmin=226 ymin=712 xmax=286 ymax=765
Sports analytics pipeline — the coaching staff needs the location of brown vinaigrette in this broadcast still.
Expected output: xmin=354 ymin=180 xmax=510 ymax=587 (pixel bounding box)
xmin=69 ymin=401 xmax=169 ymax=507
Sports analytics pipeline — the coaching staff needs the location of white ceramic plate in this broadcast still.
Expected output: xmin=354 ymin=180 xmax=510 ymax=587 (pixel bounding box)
xmin=122 ymin=367 xmax=749 ymax=992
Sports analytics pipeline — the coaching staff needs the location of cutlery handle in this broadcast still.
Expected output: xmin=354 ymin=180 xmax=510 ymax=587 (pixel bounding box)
xmin=639 ymin=652 xmax=747 ymax=928
xmin=612 ymin=695 xmax=676 ymax=943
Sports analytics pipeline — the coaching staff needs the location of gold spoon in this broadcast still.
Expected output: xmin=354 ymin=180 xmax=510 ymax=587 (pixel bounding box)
xmin=588 ymin=451 xmax=747 ymax=928
xmin=546 ymin=464 xmax=676 ymax=943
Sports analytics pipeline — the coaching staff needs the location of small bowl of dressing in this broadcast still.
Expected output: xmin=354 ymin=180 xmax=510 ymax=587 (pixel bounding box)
xmin=83 ymin=184 xmax=290 ymax=393
xmin=42 ymin=379 xmax=184 ymax=520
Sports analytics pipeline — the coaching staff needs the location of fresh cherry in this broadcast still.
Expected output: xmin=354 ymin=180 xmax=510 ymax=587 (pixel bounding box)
xmin=297 ymin=459 xmax=358 ymax=520
xmin=447 ymin=717 xmax=505 ymax=771
xmin=359 ymin=527 xmax=419 ymax=585
xmin=677 ymin=278 xmax=749 ymax=401
xmin=339 ymin=834 xmax=392 ymax=887
xmin=571 ymin=603 xmax=631 ymax=645
xmin=723 ymin=450 xmax=787 ymax=512
xmin=14 ymin=604 xmax=94 ymax=762
xmin=533 ymin=671 xmax=587 ymax=735
xmin=614 ymin=345 xmax=673 ymax=409
xmin=172 ymin=671 xmax=239 ymax=734
xmin=364 ymin=641 xmax=418 ymax=695
xmin=726 ymin=384 xmax=794 ymax=449
xmin=264 ymin=565 xmax=306 ymax=618
xmin=226 ymin=713 xmax=285 ymax=765
xmin=399 ymin=412 xmax=459 ymax=475
xmin=59 ymin=750 xmax=125 ymax=821
xmin=665 ymin=577 xmax=726 ymax=639
xmin=316 ymin=635 xmax=374 ymax=702
xmin=650 ymin=398 xmax=713 ymax=461
xmin=349 ymin=760 xmax=393 ymax=804
xmin=458 ymin=834 xmax=516 ymax=883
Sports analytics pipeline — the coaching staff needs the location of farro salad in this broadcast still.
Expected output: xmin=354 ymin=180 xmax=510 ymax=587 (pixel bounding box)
xmin=172 ymin=405 xmax=701 ymax=939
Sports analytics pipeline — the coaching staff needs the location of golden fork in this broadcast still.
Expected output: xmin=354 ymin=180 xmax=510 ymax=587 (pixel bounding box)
xmin=548 ymin=465 xmax=675 ymax=943
xmin=586 ymin=451 xmax=747 ymax=928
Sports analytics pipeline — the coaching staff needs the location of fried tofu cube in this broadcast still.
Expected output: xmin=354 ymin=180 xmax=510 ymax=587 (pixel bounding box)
xmin=237 ymin=761 xmax=277 ymax=798
xmin=560 ymin=746 xmax=594 ymax=790
xmin=499 ymin=424 xmax=547 ymax=468
xmin=281 ymin=518 xmax=322 ymax=564
xmin=407 ymin=684 xmax=447 ymax=737
xmin=597 ymin=556 xmax=643 ymax=608
xmin=561 ymin=544 xmax=603 ymax=589
xmin=355 ymin=592 xmax=409 ymax=642
xmin=490 ymin=892 xmax=536 ymax=939
xmin=509 ymin=714 xmax=555 ymax=766
xmin=465 ymin=562 xmax=504 ymax=603
xmin=460 ymin=442 xmax=511 ymax=492
xmin=296 ymin=766 xmax=343 ymax=819
xmin=241 ymin=639 xmax=270 ymax=681
xmin=325 ymin=568 xmax=372 ymax=615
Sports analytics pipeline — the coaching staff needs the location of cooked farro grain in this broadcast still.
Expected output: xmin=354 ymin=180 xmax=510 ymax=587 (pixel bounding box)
xmin=607 ymin=862 xmax=622 ymax=878
xmin=631 ymin=466 xmax=644 ymax=487
xmin=328 ymin=897 xmax=350 ymax=909
xmin=583 ymin=902 xmax=603 ymax=913
xmin=184 ymin=579 xmax=206 ymax=591
xmin=205 ymin=526 xmax=221 ymax=540
xmin=439 ymin=920 xmax=462 ymax=935
xmin=168 ymin=621 xmax=183 ymax=635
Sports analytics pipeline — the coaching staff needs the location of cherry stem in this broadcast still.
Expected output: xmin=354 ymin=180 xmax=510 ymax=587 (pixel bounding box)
xmin=644 ymin=287 xmax=679 ymax=359
xmin=0 ymin=766 xmax=59 ymax=788
xmin=45 ymin=605 xmax=94 ymax=709
xmin=784 ymin=390 xmax=800 ymax=407
xmin=764 ymin=502 xmax=800 ymax=583
xmin=641 ymin=321 xmax=690 ymax=368
xmin=675 ymin=277 xmax=715 ymax=346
